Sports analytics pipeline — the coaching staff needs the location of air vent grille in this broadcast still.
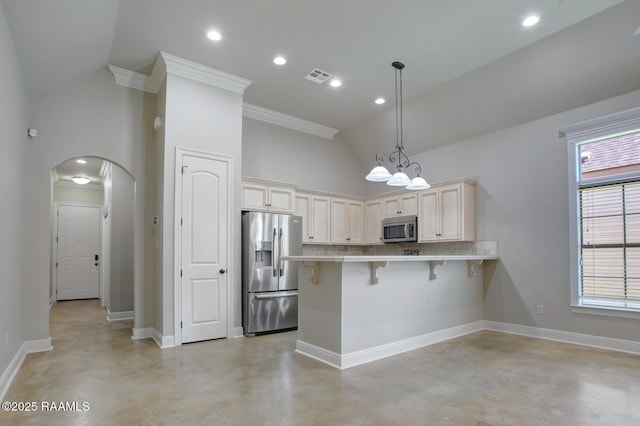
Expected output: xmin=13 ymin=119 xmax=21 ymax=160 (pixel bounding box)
xmin=304 ymin=68 xmax=332 ymax=84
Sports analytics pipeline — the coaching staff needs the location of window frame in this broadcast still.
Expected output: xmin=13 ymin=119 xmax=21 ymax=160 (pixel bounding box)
xmin=561 ymin=106 xmax=640 ymax=320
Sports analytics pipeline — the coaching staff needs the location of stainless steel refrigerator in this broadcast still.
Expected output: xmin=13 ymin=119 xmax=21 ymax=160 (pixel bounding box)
xmin=242 ymin=211 xmax=302 ymax=336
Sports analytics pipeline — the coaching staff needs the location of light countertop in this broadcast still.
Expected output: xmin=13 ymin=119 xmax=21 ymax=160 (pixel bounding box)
xmin=280 ymin=255 xmax=499 ymax=262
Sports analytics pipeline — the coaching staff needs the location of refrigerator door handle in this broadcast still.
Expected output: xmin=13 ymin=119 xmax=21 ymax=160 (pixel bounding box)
xmin=279 ymin=227 xmax=284 ymax=276
xmin=272 ymin=227 xmax=278 ymax=277
xmin=254 ymin=290 xmax=299 ymax=299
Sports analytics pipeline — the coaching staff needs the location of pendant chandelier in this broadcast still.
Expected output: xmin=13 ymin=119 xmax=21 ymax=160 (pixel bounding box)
xmin=365 ymin=61 xmax=430 ymax=190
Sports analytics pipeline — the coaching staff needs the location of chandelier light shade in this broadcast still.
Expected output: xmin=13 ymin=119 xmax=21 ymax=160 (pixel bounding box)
xmin=365 ymin=61 xmax=430 ymax=191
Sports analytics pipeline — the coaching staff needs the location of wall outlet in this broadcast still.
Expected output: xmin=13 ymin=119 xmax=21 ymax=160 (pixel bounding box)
xmin=537 ymin=305 xmax=544 ymax=315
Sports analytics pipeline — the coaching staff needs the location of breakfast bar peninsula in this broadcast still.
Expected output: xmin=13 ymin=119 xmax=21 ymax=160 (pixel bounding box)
xmin=280 ymin=254 xmax=498 ymax=369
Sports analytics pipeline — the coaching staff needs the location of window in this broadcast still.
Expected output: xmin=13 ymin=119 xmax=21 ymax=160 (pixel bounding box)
xmin=561 ymin=106 xmax=640 ymax=318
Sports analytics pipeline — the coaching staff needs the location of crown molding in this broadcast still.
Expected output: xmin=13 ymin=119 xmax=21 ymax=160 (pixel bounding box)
xmin=158 ymin=51 xmax=252 ymax=94
xmin=243 ymin=103 xmax=339 ymax=140
xmin=108 ymin=54 xmax=338 ymax=140
xmin=107 ymin=65 xmax=160 ymax=94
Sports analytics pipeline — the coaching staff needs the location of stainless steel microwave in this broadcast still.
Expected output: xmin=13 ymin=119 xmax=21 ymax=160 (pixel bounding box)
xmin=382 ymin=215 xmax=418 ymax=243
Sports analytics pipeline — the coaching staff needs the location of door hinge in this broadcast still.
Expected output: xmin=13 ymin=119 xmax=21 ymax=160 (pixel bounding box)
xmin=55 ymin=236 xmax=58 ymax=242
xmin=182 ymin=165 xmax=188 ymax=174
xmin=181 ymin=217 xmax=183 ymax=226
xmin=55 ymin=262 xmax=58 ymax=268
xmin=180 ymin=321 xmax=183 ymax=329
xmin=180 ymin=269 xmax=183 ymax=277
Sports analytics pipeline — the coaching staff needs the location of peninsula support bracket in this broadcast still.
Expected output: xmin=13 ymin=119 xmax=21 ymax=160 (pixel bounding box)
xmin=369 ymin=261 xmax=388 ymax=284
xmin=302 ymin=261 xmax=320 ymax=285
xmin=428 ymin=260 xmax=447 ymax=281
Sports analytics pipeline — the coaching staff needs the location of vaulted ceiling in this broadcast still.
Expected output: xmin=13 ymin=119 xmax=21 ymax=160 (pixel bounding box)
xmin=2 ymin=0 xmax=640 ymax=162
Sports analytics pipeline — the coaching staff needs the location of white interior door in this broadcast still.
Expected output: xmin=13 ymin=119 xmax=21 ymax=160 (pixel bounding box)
xmin=57 ymin=205 xmax=100 ymax=300
xmin=180 ymin=153 xmax=228 ymax=343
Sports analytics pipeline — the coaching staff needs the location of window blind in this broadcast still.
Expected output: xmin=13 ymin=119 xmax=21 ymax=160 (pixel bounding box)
xmin=579 ymin=180 xmax=640 ymax=309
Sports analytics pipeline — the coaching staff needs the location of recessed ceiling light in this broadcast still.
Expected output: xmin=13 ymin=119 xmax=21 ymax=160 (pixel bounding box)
xmin=72 ymin=176 xmax=90 ymax=185
xmin=522 ymin=15 xmax=540 ymax=27
xmin=273 ymin=56 xmax=286 ymax=65
xmin=207 ymin=30 xmax=222 ymax=41
xmin=375 ymin=98 xmax=386 ymax=105
xmin=76 ymin=159 xmax=87 ymax=164
xmin=330 ymin=79 xmax=342 ymax=88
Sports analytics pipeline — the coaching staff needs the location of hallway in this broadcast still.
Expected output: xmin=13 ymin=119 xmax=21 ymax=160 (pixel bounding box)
xmin=3 ymin=299 xmax=640 ymax=425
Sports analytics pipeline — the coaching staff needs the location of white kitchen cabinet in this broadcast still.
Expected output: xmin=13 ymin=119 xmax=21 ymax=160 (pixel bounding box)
xmin=331 ymin=198 xmax=364 ymax=244
xmin=364 ymin=199 xmax=383 ymax=244
xmin=295 ymin=192 xmax=331 ymax=243
xmin=241 ymin=180 xmax=295 ymax=213
xmin=382 ymin=193 xmax=417 ymax=218
xmin=418 ymin=180 xmax=475 ymax=242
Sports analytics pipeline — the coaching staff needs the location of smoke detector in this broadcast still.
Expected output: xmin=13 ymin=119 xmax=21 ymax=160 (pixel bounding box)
xmin=304 ymin=68 xmax=332 ymax=84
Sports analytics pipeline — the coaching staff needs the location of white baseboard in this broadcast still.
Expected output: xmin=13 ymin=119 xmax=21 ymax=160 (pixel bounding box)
xmin=152 ymin=329 xmax=175 ymax=348
xmin=231 ymin=326 xmax=244 ymax=338
xmin=131 ymin=327 xmax=154 ymax=340
xmin=106 ymin=310 xmax=134 ymax=321
xmin=0 ymin=338 xmax=52 ymax=401
xmin=483 ymin=321 xmax=640 ymax=355
xmin=297 ymin=321 xmax=484 ymax=370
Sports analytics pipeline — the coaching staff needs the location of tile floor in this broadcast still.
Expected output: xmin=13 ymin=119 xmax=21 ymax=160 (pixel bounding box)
xmin=3 ymin=299 xmax=640 ymax=425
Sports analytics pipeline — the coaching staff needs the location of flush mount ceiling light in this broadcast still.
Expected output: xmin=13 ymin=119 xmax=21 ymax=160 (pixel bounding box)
xmin=71 ymin=176 xmax=90 ymax=185
xmin=206 ymin=30 xmax=222 ymax=41
xmin=522 ymin=14 xmax=540 ymax=27
xmin=273 ymin=56 xmax=286 ymax=65
xmin=375 ymin=98 xmax=386 ymax=105
xmin=76 ymin=159 xmax=87 ymax=164
xmin=365 ymin=62 xmax=430 ymax=191
xmin=329 ymin=79 xmax=342 ymax=88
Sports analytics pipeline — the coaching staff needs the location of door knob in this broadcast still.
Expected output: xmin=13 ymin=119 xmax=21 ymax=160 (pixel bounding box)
xmin=219 ymin=269 xmax=226 ymax=274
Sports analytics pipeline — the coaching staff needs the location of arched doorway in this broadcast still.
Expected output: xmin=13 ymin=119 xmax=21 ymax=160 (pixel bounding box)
xmin=50 ymin=156 xmax=135 ymax=321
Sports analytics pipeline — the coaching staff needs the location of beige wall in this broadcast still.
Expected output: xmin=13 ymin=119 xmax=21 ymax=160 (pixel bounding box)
xmin=25 ymin=68 xmax=155 ymax=341
xmin=242 ymin=119 xmax=367 ymax=196
xmin=404 ymin=89 xmax=640 ymax=343
xmin=53 ymin=183 xmax=104 ymax=205
xmin=0 ymin=1 xmax=28 ymax=377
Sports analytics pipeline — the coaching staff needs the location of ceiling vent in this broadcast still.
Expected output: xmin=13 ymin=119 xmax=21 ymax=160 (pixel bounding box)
xmin=304 ymin=68 xmax=332 ymax=84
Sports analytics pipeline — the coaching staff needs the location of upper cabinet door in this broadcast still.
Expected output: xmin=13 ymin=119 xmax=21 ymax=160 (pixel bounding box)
xmin=241 ymin=180 xmax=295 ymax=213
xmin=348 ymin=200 xmax=364 ymax=243
xmin=382 ymin=198 xmax=401 ymax=218
xmin=295 ymin=193 xmax=312 ymax=243
xmin=417 ymin=180 xmax=475 ymax=243
xmin=364 ymin=200 xmax=383 ymax=244
xmin=311 ymin=196 xmax=331 ymax=243
xmin=330 ymin=197 xmax=363 ymax=244
xmin=439 ymin=185 xmax=462 ymax=241
xmin=295 ymin=192 xmax=331 ymax=243
xmin=331 ymin=199 xmax=349 ymax=243
xmin=241 ymin=183 xmax=269 ymax=211
xmin=268 ymin=186 xmax=295 ymax=213
xmin=399 ymin=193 xmax=417 ymax=216
xmin=418 ymin=190 xmax=439 ymax=241
xmin=382 ymin=193 xmax=418 ymax=218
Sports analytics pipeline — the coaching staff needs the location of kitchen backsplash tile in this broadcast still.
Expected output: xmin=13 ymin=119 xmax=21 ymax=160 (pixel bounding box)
xmin=302 ymin=240 xmax=498 ymax=257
